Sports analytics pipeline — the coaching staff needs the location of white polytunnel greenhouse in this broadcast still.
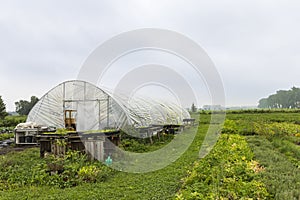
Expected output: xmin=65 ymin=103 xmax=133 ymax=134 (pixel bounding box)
xmin=27 ymin=80 xmax=191 ymax=132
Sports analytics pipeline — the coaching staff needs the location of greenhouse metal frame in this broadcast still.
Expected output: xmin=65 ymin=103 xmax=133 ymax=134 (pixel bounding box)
xmin=27 ymin=80 xmax=190 ymax=131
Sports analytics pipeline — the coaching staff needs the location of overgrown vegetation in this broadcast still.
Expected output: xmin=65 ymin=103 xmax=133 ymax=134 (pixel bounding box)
xmin=15 ymin=96 xmax=39 ymax=115
xmin=0 ymin=149 xmax=113 ymax=190
xmin=258 ymin=87 xmax=300 ymax=109
xmin=176 ymin=134 xmax=269 ymax=199
xmin=0 ymin=133 xmax=14 ymax=141
xmin=226 ymin=111 xmax=300 ymax=199
xmin=247 ymin=136 xmax=300 ymax=199
xmin=0 ymin=115 xmax=26 ymax=131
xmin=0 ymin=112 xmax=299 ymax=199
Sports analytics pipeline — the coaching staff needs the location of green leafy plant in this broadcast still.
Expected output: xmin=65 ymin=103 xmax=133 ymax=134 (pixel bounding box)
xmin=0 ymin=149 xmax=114 ymax=189
xmin=0 ymin=133 xmax=14 ymax=141
xmin=177 ymin=134 xmax=269 ymax=199
xmin=78 ymin=165 xmax=101 ymax=182
xmin=221 ymin=119 xmax=238 ymax=134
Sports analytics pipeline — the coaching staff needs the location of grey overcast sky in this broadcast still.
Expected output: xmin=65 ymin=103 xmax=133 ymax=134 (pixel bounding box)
xmin=1 ymin=0 xmax=300 ymax=111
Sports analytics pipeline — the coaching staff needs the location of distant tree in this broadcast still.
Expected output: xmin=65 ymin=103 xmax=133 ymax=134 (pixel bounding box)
xmin=191 ymin=103 xmax=197 ymax=112
xmin=0 ymin=96 xmax=8 ymax=119
xmin=258 ymin=87 xmax=300 ymax=109
xmin=15 ymin=96 xmax=39 ymax=115
xmin=291 ymin=87 xmax=300 ymax=108
xmin=258 ymin=98 xmax=269 ymax=109
xmin=29 ymin=96 xmax=39 ymax=108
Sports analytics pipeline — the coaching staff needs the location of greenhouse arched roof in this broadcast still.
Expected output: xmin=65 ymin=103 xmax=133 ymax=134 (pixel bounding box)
xmin=27 ymin=80 xmax=190 ymax=131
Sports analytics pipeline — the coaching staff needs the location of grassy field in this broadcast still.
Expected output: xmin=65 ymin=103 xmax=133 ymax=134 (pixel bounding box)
xmin=0 ymin=111 xmax=299 ymax=199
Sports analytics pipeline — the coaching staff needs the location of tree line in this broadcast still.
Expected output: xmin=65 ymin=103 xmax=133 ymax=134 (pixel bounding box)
xmin=15 ymin=96 xmax=39 ymax=115
xmin=258 ymin=87 xmax=300 ymax=109
xmin=0 ymin=95 xmax=39 ymax=119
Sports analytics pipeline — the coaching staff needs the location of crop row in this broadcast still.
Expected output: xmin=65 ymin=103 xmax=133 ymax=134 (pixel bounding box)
xmin=176 ymin=134 xmax=269 ymax=199
xmin=222 ymin=119 xmax=300 ymax=137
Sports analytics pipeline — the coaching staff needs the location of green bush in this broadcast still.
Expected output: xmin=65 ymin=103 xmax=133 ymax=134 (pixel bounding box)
xmin=253 ymin=122 xmax=300 ymax=137
xmin=0 ymin=133 xmax=14 ymax=141
xmin=177 ymin=134 xmax=269 ymax=199
xmin=0 ymin=149 xmax=113 ymax=189
xmin=78 ymin=165 xmax=102 ymax=183
xmin=221 ymin=119 xmax=238 ymax=134
xmin=0 ymin=115 xmax=26 ymax=128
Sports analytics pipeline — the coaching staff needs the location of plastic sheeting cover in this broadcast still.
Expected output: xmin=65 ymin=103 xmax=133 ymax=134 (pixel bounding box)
xmin=27 ymin=80 xmax=190 ymax=131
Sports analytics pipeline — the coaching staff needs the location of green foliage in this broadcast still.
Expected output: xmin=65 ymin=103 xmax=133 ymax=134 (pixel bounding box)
xmin=253 ymin=122 xmax=300 ymax=137
xmin=221 ymin=119 xmax=238 ymax=134
xmin=0 ymin=133 xmax=14 ymax=141
xmin=56 ymin=128 xmax=68 ymax=134
xmin=225 ymin=112 xmax=300 ymax=137
xmin=177 ymin=134 xmax=269 ymax=199
xmin=247 ymin=136 xmax=300 ymax=199
xmin=258 ymin=86 xmax=300 ymax=109
xmin=0 ymin=115 xmax=26 ymax=128
xmin=15 ymin=96 xmax=39 ymax=115
xmin=226 ymin=108 xmax=300 ymax=114
xmin=267 ymin=137 xmax=300 ymax=168
xmin=83 ymin=129 xmax=118 ymax=134
xmin=0 ymin=96 xmax=7 ymax=120
xmin=0 ymin=149 xmax=113 ymax=190
xmin=78 ymin=165 xmax=103 ymax=183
